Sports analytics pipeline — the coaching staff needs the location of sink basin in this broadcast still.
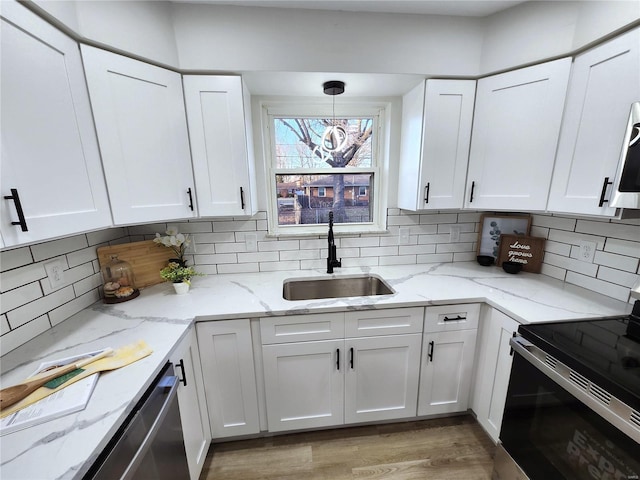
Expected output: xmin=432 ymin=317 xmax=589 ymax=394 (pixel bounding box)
xmin=283 ymin=275 xmax=395 ymax=301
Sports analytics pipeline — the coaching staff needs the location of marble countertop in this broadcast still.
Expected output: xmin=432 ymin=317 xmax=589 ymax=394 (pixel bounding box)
xmin=0 ymin=262 xmax=632 ymax=479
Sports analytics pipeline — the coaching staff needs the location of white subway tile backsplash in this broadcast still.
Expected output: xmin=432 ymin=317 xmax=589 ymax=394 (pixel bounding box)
xmin=86 ymin=227 xmax=128 ymax=246
xmin=127 ymin=223 xmax=168 ymax=235
xmin=548 ymin=229 xmax=606 ymax=250
xmin=576 ymin=220 xmax=640 ymax=243
xmin=530 ymin=226 xmax=549 ymax=238
xmin=387 ymin=215 xmax=420 ymax=226
xmin=73 ymin=273 xmax=103 ymax=297
xmin=260 ymin=260 xmax=300 ymax=272
xmin=378 ymin=255 xmax=417 ymax=266
xmin=1 ymin=315 xmax=9 ymax=335
xmin=168 ymin=221 xmax=213 ymax=234
xmin=565 ymin=272 xmax=631 ymax=303
xmin=453 ymin=252 xmax=476 ymax=262
xmin=67 ymin=246 xmax=101 ymax=268
xmin=399 ymin=244 xmax=436 ymax=255
xmin=604 ymin=238 xmax=640 ymax=258
xmin=341 ymin=257 xmax=379 ymax=267
xmin=7 ymin=286 xmax=74 ymax=329
xmin=409 ymin=225 xmax=439 ymax=235
xmin=237 ymin=251 xmax=279 ymax=263
xmin=0 ymin=315 xmax=51 ymax=355
xmin=436 ymin=243 xmax=474 ymax=253
xmin=31 ymin=235 xmax=88 ymax=262
xmin=300 ymin=259 xmax=326 ymax=269
xmin=258 ymin=240 xmax=300 ymax=252
xmin=532 ymin=215 xmax=576 ymax=231
xmin=1 ymin=263 xmax=46 ymax=293
xmin=417 ymin=233 xmax=450 ymax=245
xmin=195 ymin=254 xmax=238 ymax=265
xmin=280 ymin=250 xmax=320 ymax=261
xmin=0 ymin=247 xmax=32 ymax=272
xmin=194 ymin=265 xmax=218 ymax=275
xmin=213 ymin=220 xmax=257 ymax=232
xmin=257 ymin=220 xmax=268 ymax=231
xmin=417 ymin=253 xmax=453 ymax=264
xmin=360 ymin=246 xmax=398 ymax=257
xmin=235 ymin=231 xmax=269 ymax=243
xmin=1 ymin=283 xmax=42 ymax=314
xmin=540 ymin=263 xmax=566 ymax=281
xmin=49 ymin=290 xmax=100 ymax=326
xmin=544 ymin=240 xmax=571 ymax=257
xmin=299 ymin=238 xmax=326 ymax=250
xmin=594 ymin=251 xmax=639 ymax=273
xmin=544 ymin=252 xmax=598 ymax=277
xmin=597 ymin=267 xmax=639 ymax=288
xmin=340 ymin=237 xmax=380 ymax=248
xmin=217 ymin=263 xmax=259 ymax=274
xmin=457 ymin=212 xmax=482 ymax=223
xmin=214 ymin=243 xmax=247 ymax=254
xmin=193 ymin=232 xmax=236 ymax=244
xmin=420 ymin=213 xmax=458 ymax=224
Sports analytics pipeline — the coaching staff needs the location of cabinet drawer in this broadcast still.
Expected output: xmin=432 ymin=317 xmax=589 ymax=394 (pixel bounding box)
xmin=345 ymin=308 xmax=424 ymax=337
xmin=260 ymin=313 xmax=344 ymax=344
xmin=424 ymin=304 xmax=480 ymax=332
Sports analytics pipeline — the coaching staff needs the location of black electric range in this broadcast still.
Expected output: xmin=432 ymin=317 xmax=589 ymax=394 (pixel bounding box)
xmin=518 ymin=301 xmax=640 ymax=412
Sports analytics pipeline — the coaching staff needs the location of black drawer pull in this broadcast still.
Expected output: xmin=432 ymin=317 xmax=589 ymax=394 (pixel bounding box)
xmin=443 ymin=315 xmax=466 ymax=322
xmin=4 ymin=188 xmax=28 ymax=231
xmin=176 ymin=359 xmax=187 ymax=386
xmin=187 ymin=188 xmax=194 ymax=211
xmin=336 ymin=348 xmax=340 ymax=370
xmin=469 ymin=181 xmax=475 ymax=203
xmin=424 ymin=183 xmax=430 ymax=204
xmin=598 ymin=177 xmax=612 ymax=207
xmin=240 ymin=187 xmax=246 ymax=210
xmin=428 ymin=341 xmax=434 ymax=362
xmin=349 ymin=347 xmax=354 ymax=369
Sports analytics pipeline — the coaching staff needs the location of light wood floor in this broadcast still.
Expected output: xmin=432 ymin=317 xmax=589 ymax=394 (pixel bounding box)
xmin=200 ymin=415 xmax=496 ymax=480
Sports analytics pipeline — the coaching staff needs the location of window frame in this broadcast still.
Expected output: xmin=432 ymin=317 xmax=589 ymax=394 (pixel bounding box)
xmin=262 ymin=100 xmax=390 ymax=237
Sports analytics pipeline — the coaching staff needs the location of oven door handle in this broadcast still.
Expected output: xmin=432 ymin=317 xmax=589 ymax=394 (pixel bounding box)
xmin=509 ymin=336 xmax=640 ymax=444
xmin=121 ymin=375 xmax=180 ymax=480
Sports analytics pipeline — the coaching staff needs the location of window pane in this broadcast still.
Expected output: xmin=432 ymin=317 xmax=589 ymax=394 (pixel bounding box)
xmin=274 ymin=118 xmax=373 ymax=169
xmin=276 ymin=174 xmax=372 ymax=225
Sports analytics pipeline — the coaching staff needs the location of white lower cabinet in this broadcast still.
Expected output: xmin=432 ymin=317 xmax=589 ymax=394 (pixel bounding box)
xmin=260 ymin=308 xmax=423 ymax=432
xmin=197 ymin=320 xmax=260 ymax=439
xmin=471 ymin=307 xmax=520 ymax=443
xmin=170 ymin=328 xmax=211 ymax=480
xmin=418 ymin=304 xmax=480 ymax=416
xmin=262 ymin=339 xmax=344 ymax=432
xmin=345 ymin=334 xmax=422 ymax=424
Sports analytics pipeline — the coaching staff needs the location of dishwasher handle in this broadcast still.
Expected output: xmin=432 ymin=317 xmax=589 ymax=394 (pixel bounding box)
xmin=121 ymin=375 xmax=180 ymax=480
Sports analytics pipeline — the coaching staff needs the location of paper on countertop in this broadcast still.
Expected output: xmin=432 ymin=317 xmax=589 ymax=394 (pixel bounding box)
xmin=0 ymin=349 xmax=107 ymax=436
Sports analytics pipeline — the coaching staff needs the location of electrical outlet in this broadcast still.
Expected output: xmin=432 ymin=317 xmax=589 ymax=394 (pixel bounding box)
xmin=44 ymin=259 xmax=66 ymax=289
xmin=450 ymin=225 xmax=462 ymax=243
xmin=245 ymin=233 xmax=258 ymax=252
xmin=578 ymin=240 xmax=596 ymax=263
xmin=399 ymin=227 xmax=410 ymax=245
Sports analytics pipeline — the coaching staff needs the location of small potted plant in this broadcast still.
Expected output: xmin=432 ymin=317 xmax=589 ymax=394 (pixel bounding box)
xmin=154 ymin=227 xmax=192 ymax=266
xmin=160 ymin=262 xmax=203 ymax=294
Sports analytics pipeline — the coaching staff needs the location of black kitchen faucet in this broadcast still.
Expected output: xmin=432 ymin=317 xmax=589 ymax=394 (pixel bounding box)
xmin=327 ymin=211 xmax=342 ymax=274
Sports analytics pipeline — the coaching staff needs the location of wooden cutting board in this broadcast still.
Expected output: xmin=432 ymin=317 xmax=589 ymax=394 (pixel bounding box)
xmin=97 ymin=240 xmax=175 ymax=288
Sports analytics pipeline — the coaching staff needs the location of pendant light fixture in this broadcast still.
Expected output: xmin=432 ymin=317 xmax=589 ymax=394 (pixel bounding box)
xmin=320 ymin=80 xmax=348 ymax=154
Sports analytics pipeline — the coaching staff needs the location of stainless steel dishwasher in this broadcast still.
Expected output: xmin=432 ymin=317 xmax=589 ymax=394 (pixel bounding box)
xmin=85 ymin=362 xmax=190 ymax=479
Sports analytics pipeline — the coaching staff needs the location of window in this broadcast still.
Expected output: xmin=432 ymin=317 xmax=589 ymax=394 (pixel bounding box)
xmin=264 ymin=102 xmax=388 ymax=235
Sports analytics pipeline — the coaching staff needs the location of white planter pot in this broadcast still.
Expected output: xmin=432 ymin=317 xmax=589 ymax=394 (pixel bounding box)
xmin=173 ymin=282 xmax=190 ymax=295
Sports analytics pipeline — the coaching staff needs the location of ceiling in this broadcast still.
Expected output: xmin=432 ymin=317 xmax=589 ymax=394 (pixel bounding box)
xmin=170 ymin=0 xmax=528 ymax=17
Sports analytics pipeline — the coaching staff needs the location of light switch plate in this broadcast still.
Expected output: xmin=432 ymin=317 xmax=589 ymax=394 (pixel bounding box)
xmin=450 ymin=225 xmax=462 ymax=243
xmin=245 ymin=233 xmax=258 ymax=252
xmin=44 ymin=259 xmax=66 ymax=290
xmin=399 ymin=227 xmax=410 ymax=245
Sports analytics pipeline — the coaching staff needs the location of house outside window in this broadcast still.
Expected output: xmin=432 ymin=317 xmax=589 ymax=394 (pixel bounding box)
xmin=263 ymin=101 xmax=389 ymax=235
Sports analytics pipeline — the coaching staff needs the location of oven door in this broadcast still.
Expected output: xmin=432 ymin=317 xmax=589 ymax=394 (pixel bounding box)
xmin=499 ymin=340 xmax=640 ymax=480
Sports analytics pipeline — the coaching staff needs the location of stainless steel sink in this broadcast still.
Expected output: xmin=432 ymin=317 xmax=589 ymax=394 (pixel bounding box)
xmin=283 ymin=275 xmax=395 ymax=301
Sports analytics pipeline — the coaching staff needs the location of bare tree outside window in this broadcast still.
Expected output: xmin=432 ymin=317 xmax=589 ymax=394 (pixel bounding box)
xmin=274 ymin=118 xmax=374 ymax=225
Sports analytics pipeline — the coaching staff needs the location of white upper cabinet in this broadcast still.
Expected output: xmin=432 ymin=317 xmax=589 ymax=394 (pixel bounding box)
xmin=548 ymin=28 xmax=640 ymax=216
xmin=81 ymin=45 xmax=196 ymax=225
xmin=398 ymin=79 xmax=476 ymax=211
xmin=1 ymin=3 xmax=111 ymax=247
xmin=183 ymin=76 xmax=257 ymax=217
xmin=465 ymin=58 xmax=572 ymax=211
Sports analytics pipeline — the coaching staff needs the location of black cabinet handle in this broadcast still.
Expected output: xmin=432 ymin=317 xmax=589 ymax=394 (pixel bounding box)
xmin=4 ymin=188 xmax=28 ymax=232
xmin=349 ymin=347 xmax=354 ymax=369
xmin=336 ymin=348 xmax=340 ymax=370
xmin=176 ymin=359 xmax=187 ymax=386
xmin=443 ymin=315 xmax=466 ymax=322
xmin=187 ymin=188 xmax=194 ymax=211
xmin=240 ymin=187 xmax=246 ymax=210
xmin=598 ymin=177 xmax=612 ymax=207
xmin=428 ymin=341 xmax=434 ymax=362
xmin=469 ymin=181 xmax=475 ymax=203
xmin=424 ymin=183 xmax=430 ymax=204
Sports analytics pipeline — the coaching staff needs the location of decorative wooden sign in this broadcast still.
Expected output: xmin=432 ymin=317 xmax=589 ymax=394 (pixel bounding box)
xmin=497 ymin=234 xmax=546 ymax=273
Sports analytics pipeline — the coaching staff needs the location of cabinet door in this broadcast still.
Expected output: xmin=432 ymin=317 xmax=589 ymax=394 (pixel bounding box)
xmin=197 ymin=320 xmax=260 ymax=438
xmin=344 ymin=334 xmax=421 ymax=424
xmin=398 ymin=80 xmax=476 ymax=211
xmin=465 ymin=58 xmax=571 ymax=211
xmin=170 ymin=329 xmax=211 ymax=480
xmin=81 ymin=45 xmax=195 ymax=225
xmin=471 ymin=309 xmax=519 ymax=443
xmin=183 ymin=76 xmax=256 ymax=217
xmin=0 ymin=3 xmax=111 ymax=246
xmin=418 ymin=329 xmax=477 ymax=416
xmin=262 ymin=340 xmax=344 ymax=432
xmin=548 ymin=28 xmax=640 ymax=216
